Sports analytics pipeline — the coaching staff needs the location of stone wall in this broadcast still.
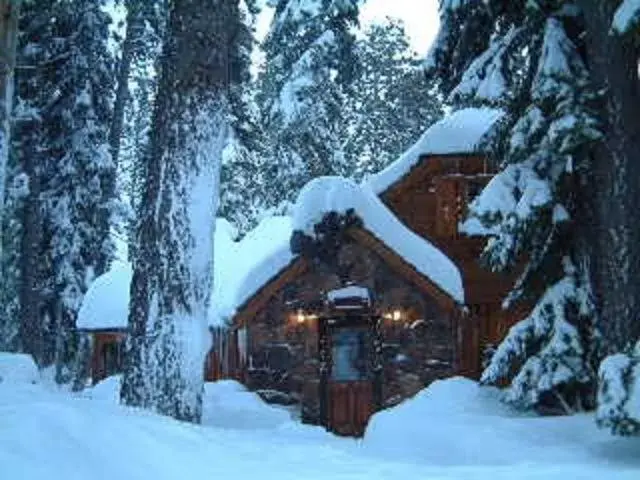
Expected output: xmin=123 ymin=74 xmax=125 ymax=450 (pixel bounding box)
xmin=243 ymin=237 xmax=457 ymax=424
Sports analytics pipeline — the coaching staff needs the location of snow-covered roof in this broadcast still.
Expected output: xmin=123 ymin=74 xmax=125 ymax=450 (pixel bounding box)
xmin=77 ymin=218 xmax=244 ymax=331
xmin=293 ymin=177 xmax=464 ymax=303
xmin=231 ymin=217 xmax=295 ymax=314
xmin=367 ymin=108 xmax=504 ymax=195
xmin=77 ymin=261 xmax=132 ymax=331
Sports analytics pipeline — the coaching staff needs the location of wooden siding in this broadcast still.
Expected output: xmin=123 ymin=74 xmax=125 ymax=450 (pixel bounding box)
xmin=90 ymin=331 xmax=126 ymax=384
xmin=381 ymin=153 xmax=529 ymax=380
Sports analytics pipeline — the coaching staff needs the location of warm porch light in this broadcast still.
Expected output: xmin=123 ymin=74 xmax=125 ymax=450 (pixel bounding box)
xmin=383 ymin=309 xmax=403 ymax=321
xmin=296 ymin=310 xmax=306 ymax=324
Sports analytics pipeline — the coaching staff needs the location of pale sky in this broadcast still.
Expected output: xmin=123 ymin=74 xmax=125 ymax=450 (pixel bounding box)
xmin=359 ymin=0 xmax=440 ymax=55
xmin=256 ymin=0 xmax=441 ymax=56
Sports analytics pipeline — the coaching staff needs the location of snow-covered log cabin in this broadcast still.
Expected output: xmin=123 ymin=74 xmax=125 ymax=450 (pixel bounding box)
xmin=77 ymin=108 xmax=529 ymax=437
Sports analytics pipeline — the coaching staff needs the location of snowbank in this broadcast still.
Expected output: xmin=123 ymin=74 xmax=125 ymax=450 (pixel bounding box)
xmin=367 ymin=108 xmax=504 ymax=194
xmin=86 ymin=376 xmax=293 ymax=430
xmin=0 ymin=352 xmax=38 ymax=384
xmin=87 ymin=375 xmax=123 ymax=404
xmin=202 ymin=380 xmax=293 ymax=430
xmin=1 ymin=376 xmax=639 ymax=479
xmin=292 ymin=177 xmax=464 ymax=303
xmin=364 ymin=377 xmax=640 ymax=469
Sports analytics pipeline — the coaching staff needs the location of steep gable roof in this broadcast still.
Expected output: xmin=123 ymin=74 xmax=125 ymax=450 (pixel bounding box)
xmin=293 ymin=177 xmax=464 ymax=303
xmin=231 ymin=177 xmax=465 ymax=325
xmin=366 ymin=107 xmax=504 ymax=196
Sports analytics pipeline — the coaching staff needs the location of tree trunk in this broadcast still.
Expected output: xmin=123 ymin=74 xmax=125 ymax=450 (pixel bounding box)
xmin=579 ymin=0 xmax=640 ymax=352
xmin=121 ymin=0 xmax=234 ymax=423
xmin=18 ymin=135 xmax=44 ymax=366
xmin=0 ymin=0 xmax=21 ymax=257
xmin=108 ymin=4 xmax=144 ymax=170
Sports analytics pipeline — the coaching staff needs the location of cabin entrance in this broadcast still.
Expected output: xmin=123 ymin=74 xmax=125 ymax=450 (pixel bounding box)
xmin=318 ymin=308 xmax=382 ymax=437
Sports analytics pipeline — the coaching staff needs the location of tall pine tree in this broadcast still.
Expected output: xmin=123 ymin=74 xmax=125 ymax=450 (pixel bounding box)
xmin=5 ymin=0 xmax=116 ymax=377
xmin=431 ymin=0 xmax=601 ymax=412
xmin=344 ymin=19 xmax=443 ymax=180
xmin=258 ymin=0 xmax=360 ymax=209
xmin=581 ymin=0 xmax=640 ymax=436
xmin=121 ymin=0 xmax=240 ymax=422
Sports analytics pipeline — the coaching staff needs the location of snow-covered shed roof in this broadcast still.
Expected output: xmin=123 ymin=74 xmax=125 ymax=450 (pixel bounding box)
xmin=77 ymin=218 xmax=243 ymax=331
xmin=367 ymin=107 xmax=504 ymax=195
xmin=76 ymin=261 xmax=132 ymax=331
xmin=293 ymin=177 xmax=464 ymax=303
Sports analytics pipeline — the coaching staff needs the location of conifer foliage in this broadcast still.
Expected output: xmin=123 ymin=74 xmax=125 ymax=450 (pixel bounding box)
xmin=432 ymin=1 xmax=601 ymax=412
xmin=344 ymin=20 xmax=443 ymax=180
xmin=258 ymin=0 xmax=360 ymax=208
xmin=4 ymin=0 xmax=116 ymax=378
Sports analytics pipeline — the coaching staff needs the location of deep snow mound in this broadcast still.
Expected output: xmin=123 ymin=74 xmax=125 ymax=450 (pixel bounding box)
xmin=0 ymin=352 xmax=39 ymax=385
xmin=363 ymin=377 xmax=625 ymax=466
xmin=202 ymin=380 xmax=293 ymax=430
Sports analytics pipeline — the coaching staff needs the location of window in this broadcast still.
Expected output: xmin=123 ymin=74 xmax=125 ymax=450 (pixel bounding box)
xmin=331 ymin=329 xmax=369 ymax=382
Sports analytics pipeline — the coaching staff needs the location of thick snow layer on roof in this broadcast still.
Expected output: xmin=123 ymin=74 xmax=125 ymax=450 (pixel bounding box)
xmin=77 ymin=219 xmax=246 ymax=331
xmin=367 ymin=108 xmax=504 ymax=194
xmin=293 ymin=177 xmax=464 ymax=303
xmin=208 ymin=218 xmax=240 ymax=326
xmin=225 ymin=216 xmax=295 ymax=317
xmin=76 ymin=260 xmax=132 ymax=331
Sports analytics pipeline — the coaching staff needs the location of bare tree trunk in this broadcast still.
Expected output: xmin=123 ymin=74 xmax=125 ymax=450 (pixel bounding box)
xmin=579 ymin=0 xmax=640 ymax=352
xmin=121 ymin=0 xmax=235 ymax=423
xmin=17 ymin=136 xmax=44 ymax=365
xmin=0 ymin=0 xmax=21 ymax=257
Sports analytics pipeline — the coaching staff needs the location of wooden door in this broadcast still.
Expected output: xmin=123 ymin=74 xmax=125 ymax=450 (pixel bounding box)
xmin=326 ymin=326 xmax=374 ymax=437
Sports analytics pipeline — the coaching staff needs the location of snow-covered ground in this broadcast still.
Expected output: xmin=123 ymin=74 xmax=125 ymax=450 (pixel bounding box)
xmin=1 ymin=356 xmax=639 ymax=480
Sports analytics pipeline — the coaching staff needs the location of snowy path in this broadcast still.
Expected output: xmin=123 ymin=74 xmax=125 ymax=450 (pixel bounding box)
xmin=1 ymin=379 xmax=639 ymax=480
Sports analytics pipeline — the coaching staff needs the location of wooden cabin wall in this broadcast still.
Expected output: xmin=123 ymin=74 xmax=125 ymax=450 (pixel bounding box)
xmin=240 ymin=239 xmax=456 ymax=424
xmin=382 ymin=154 xmax=529 ymax=380
xmin=90 ymin=331 xmax=126 ymax=384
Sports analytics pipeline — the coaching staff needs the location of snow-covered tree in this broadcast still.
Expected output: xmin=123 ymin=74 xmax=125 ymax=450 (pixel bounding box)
xmin=344 ymin=19 xmax=443 ymax=180
xmin=3 ymin=0 xmax=116 ymax=375
xmin=578 ymin=0 xmax=640 ymax=434
xmin=596 ymin=341 xmax=640 ymax=435
xmin=218 ymin=0 xmax=269 ymax=234
xmin=0 ymin=0 xmax=21 ymax=254
xmin=41 ymin=0 xmax=116 ymax=380
xmin=257 ymin=0 xmax=360 ymax=209
xmin=430 ymin=2 xmax=602 ymax=412
xmin=121 ymin=0 xmax=236 ymax=422
xmin=114 ymin=1 xmax=167 ymax=259
xmin=425 ymin=0 xmax=493 ymax=94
